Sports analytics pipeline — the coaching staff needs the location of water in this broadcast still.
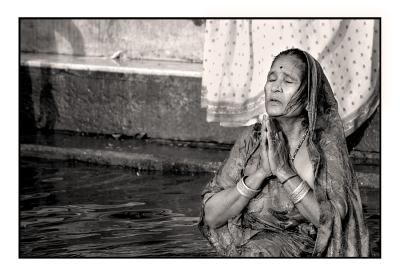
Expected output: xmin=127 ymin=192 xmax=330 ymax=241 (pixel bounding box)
xmin=20 ymin=157 xmax=380 ymax=257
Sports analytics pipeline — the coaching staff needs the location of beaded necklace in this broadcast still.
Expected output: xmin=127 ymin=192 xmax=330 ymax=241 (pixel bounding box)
xmin=289 ymin=128 xmax=309 ymax=163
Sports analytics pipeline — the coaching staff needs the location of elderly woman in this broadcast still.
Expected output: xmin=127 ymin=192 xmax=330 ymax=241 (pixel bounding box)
xmin=198 ymin=49 xmax=370 ymax=257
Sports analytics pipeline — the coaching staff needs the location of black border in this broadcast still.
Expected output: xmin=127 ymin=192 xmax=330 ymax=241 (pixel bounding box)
xmin=18 ymin=17 xmax=381 ymax=259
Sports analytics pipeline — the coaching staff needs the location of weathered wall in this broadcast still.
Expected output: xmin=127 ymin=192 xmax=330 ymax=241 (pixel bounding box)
xmin=20 ymin=19 xmax=205 ymax=62
xmin=20 ymin=66 xmax=242 ymax=143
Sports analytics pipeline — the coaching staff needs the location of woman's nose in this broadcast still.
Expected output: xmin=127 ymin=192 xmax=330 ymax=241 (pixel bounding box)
xmin=272 ymin=82 xmax=282 ymax=93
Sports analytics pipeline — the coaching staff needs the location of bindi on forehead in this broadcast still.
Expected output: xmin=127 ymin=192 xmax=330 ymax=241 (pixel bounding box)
xmin=278 ymin=64 xmax=295 ymax=74
xmin=274 ymin=58 xmax=304 ymax=76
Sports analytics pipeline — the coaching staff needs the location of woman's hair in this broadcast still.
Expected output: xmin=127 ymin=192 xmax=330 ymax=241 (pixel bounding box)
xmin=272 ymin=48 xmax=308 ymax=116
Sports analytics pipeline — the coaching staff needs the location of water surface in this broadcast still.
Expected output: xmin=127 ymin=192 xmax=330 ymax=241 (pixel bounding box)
xmin=20 ymin=157 xmax=380 ymax=257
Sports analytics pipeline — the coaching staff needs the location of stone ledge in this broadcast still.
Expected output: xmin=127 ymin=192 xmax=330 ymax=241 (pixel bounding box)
xmin=20 ymin=143 xmax=379 ymax=188
xmin=21 ymin=53 xmax=203 ymax=78
xmin=21 ymin=144 xmax=221 ymax=174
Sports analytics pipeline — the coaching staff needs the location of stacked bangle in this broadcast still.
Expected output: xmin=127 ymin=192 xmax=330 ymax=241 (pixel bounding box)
xmin=236 ymin=176 xmax=261 ymax=199
xmin=288 ymin=180 xmax=311 ymax=204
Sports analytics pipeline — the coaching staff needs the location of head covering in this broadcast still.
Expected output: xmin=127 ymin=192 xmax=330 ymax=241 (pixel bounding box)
xmin=303 ymin=50 xmax=369 ymax=256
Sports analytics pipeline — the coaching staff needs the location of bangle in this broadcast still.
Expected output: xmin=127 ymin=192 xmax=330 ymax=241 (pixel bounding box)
xmin=289 ymin=180 xmax=311 ymax=204
xmin=236 ymin=176 xmax=261 ymax=199
xmin=280 ymin=174 xmax=297 ymax=185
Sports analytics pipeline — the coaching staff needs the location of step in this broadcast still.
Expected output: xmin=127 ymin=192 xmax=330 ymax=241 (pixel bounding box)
xmin=20 ymin=132 xmax=380 ymax=188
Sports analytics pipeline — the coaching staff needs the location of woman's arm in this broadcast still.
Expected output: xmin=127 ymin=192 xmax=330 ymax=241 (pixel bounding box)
xmin=276 ymin=170 xmax=320 ymax=226
xmin=204 ymin=169 xmax=267 ymax=228
xmin=204 ymin=119 xmax=272 ymax=229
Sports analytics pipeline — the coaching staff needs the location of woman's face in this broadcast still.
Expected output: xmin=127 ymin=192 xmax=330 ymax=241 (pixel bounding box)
xmin=264 ymin=55 xmax=306 ymax=117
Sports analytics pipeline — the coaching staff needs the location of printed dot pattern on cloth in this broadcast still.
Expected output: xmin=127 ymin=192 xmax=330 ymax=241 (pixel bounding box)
xmin=201 ymin=19 xmax=380 ymax=136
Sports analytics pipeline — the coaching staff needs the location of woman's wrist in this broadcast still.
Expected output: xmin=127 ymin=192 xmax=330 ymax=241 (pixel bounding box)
xmin=276 ymin=167 xmax=297 ymax=182
xmin=245 ymin=169 xmax=268 ymax=190
xmin=255 ymin=168 xmax=272 ymax=180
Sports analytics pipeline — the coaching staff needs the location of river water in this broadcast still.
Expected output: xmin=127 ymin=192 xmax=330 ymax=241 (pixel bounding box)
xmin=20 ymin=157 xmax=380 ymax=257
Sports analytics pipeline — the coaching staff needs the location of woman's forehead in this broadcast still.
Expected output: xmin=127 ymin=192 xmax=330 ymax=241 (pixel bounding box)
xmin=270 ymin=55 xmax=305 ymax=76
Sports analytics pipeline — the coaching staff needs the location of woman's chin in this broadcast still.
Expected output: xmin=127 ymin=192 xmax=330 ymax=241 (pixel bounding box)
xmin=266 ymin=102 xmax=285 ymax=116
xmin=266 ymin=108 xmax=284 ymax=117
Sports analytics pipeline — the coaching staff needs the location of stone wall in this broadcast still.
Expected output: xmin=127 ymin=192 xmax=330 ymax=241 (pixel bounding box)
xmin=20 ymin=19 xmax=205 ymax=62
xmin=20 ymin=63 xmax=242 ymax=143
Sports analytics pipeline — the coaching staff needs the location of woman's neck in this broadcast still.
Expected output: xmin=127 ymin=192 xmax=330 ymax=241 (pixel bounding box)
xmin=274 ymin=116 xmax=307 ymax=147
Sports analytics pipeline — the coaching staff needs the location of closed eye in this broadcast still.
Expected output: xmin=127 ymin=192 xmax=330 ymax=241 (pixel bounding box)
xmin=267 ymin=72 xmax=277 ymax=82
xmin=283 ymin=72 xmax=299 ymax=83
xmin=284 ymin=76 xmax=296 ymax=83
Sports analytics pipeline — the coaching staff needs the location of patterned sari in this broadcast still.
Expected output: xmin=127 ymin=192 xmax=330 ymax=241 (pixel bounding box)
xmin=198 ymin=50 xmax=370 ymax=257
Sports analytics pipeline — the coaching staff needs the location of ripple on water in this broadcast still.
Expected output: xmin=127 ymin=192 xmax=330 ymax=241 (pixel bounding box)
xmin=41 ymin=177 xmax=64 ymax=182
xmin=20 ymin=157 xmax=378 ymax=257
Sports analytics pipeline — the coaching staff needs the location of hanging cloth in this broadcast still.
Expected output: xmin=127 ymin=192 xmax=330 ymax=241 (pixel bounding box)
xmin=201 ymin=19 xmax=380 ymax=136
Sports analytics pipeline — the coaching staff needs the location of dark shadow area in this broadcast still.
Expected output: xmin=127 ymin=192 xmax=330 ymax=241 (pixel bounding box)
xmin=36 ymin=20 xmax=86 ymax=138
xmin=37 ymin=68 xmax=59 ymax=135
xmin=19 ymin=66 xmax=36 ymax=135
xmin=20 ymin=19 xmax=86 ymax=139
xmin=191 ymin=19 xmax=205 ymax=27
xmin=346 ymin=107 xmax=379 ymax=152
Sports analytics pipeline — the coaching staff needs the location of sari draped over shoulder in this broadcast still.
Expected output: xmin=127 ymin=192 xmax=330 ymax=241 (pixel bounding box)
xmin=198 ymin=51 xmax=370 ymax=257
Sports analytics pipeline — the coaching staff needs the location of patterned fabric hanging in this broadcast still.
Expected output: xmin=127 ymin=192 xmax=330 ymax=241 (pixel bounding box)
xmin=201 ymin=19 xmax=380 ymax=136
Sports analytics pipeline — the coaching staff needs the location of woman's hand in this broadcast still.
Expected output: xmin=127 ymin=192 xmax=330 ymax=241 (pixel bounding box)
xmin=259 ymin=115 xmax=273 ymax=178
xmin=266 ymin=118 xmax=296 ymax=181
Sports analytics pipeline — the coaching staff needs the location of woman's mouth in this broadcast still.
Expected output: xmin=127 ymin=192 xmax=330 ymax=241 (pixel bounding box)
xmin=269 ymin=98 xmax=281 ymax=104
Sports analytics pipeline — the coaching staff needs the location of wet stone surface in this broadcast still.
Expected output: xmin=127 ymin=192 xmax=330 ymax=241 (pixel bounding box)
xmin=20 ymin=157 xmax=380 ymax=257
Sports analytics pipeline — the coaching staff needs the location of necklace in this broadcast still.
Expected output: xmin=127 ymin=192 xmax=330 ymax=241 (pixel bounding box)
xmin=289 ymin=128 xmax=309 ymax=163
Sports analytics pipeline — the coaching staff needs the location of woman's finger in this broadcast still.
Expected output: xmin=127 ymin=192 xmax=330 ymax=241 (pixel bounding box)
xmin=261 ymin=114 xmax=267 ymax=132
xmin=261 ymin=125 xmax=267 ymax=151
xmin=268 ymin=118 xmax=277 ymax=134
xmin=266 ymin=121 xmax=274 ymax=150
xmin=261 ymin=115 xmax=267 ymax=146
xmin=266 ymin=118 xmax=271 ymax=134
xmin=266 ymin=118 xmax=275 ymax=147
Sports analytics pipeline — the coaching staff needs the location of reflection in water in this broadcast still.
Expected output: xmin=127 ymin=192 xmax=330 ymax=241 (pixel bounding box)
xmin=20 ymin=157 xmax=380 ymax=257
